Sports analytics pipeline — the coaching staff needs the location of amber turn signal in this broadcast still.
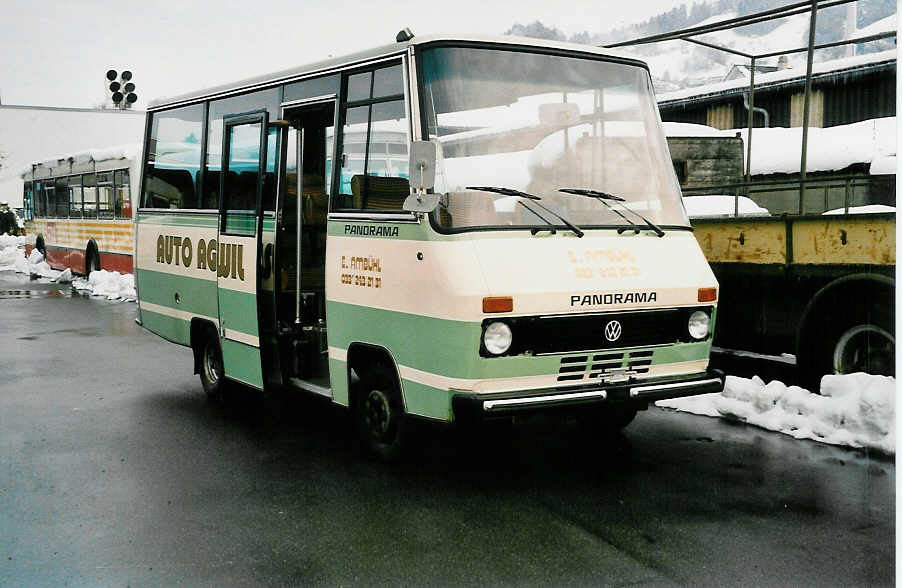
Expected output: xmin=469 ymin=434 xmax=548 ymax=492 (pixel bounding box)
xmin=698 ymin=287 xmax=717 ymax=302
xmin=483 ymin=296 xmax=513 ymax=313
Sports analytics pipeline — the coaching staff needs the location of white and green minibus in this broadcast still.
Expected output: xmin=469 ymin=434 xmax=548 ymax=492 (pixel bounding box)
xmin=135 ymin=33 xmax=724 ymax=458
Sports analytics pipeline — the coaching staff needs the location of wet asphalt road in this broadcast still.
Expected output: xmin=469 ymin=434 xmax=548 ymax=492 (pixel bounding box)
xmin=0 ymin=271 xmax=894 ymax=587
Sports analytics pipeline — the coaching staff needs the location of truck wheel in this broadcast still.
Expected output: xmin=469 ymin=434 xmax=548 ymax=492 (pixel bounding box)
xmin=799 ymin=306 xmax=894 ymax=391
xmin=354 ymin=364 xmax=407 ymax=461
xmin=200 ymin=333 xmax=225 ymax=400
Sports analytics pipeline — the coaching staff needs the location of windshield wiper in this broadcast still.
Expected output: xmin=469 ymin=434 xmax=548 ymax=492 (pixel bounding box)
xmin=517 ymin=201 xmax=558 ymax=235
xmin=466 ymin=186 xmax=541 ymax=200
xmin=559 ymin=188 xmax=665 ymax=237
xmin=466 ymin=186 xmax=584 ymax=238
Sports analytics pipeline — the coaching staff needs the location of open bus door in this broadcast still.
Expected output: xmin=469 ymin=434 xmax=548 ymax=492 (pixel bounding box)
xmin=216 ymin=111 xmax=275 ymax=390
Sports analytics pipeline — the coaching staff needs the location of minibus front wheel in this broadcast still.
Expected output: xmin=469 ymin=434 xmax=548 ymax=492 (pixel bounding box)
xmin=354 ymin=364 xmax=407 ymax=461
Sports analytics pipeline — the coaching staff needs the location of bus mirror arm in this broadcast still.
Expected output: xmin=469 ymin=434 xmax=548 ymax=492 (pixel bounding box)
xmin=403 ymin=141 xmax=440 ymax=213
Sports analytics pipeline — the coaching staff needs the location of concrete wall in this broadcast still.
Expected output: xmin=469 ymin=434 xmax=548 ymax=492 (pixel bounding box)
xmin=666 ymin=136 xmax=744 ymax=188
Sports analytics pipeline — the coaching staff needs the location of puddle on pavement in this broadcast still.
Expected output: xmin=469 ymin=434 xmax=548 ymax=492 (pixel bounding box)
xmin=0 ymin=288 xmax=81 ymax=299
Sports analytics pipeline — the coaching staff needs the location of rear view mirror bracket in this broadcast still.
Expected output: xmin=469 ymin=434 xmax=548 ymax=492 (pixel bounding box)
xmin=404 ymin=141 xmax=440 ymax=213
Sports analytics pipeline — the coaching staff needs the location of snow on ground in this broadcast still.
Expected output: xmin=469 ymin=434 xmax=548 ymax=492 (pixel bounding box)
xmin=73 ymin=271 xmax=136 ymax=301
xmin=683 ymin=195 xmax=770 ymax=217
xmin=657 ymin=373 xmax=896 ymax=454
xmin=0 ymin=233 xmax=135 ymax=301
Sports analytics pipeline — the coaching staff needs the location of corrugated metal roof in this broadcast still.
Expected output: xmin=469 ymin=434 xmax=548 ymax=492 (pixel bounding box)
xmin=658 ymin=49 xmax=897 ymax=107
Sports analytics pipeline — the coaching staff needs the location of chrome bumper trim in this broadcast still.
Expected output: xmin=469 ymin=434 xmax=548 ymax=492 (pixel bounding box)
xmin=483 ymin=390 xmax=607 ymax=412
xmin=630 ymin=377 xmax=722 ymax=397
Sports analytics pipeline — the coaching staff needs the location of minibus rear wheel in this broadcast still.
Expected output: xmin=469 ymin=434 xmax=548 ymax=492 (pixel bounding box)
xmin=200 ymin=332 xmax=225 ymax=400
xmin=354 ymin=364 xmax=407 ymax=461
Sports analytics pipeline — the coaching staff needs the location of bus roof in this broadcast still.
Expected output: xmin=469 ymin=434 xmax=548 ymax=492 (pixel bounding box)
xmin=148 ymin=34 xmax=647 ymax=111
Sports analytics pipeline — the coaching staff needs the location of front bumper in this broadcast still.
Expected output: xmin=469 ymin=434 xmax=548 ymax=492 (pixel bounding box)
xmin=452 ymin=369 xmax=724 ymax=420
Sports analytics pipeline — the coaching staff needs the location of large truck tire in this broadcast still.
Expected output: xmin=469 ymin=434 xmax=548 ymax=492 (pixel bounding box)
xmin=797 ymin=303 xmax=894 ymax=392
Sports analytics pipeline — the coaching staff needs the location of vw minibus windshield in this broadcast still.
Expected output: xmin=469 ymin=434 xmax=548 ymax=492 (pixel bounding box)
xmin=419 ymin=46 xmax=689 ymax=232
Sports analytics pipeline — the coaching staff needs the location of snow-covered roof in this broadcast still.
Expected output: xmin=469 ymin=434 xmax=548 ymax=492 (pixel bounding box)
xmin=657 ymin=48 xmax=897 ymax=105
xmin=22 ymin=144 xmax=141 ymax=177
xmin=150 ymin=34 xmax=646 ymax=111
xmin=665 ymin=117 xmax=897 ymax=176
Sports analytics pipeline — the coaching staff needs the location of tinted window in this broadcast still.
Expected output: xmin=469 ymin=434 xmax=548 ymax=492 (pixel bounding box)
xmin=54 ymin=177 xmax=70 ymax=217
xmin=97 ymin=172 xmax=115 ymax=218
xmin=335 ymin=93 xmax=408 ymax=212
xmin=373 ymin=64 xmax=403 ymax=98
xmin=347 ymin=72 xmax=371 ymax=101
xmin=206 ymin=88 xmax=278 ymax=210
xmin=114 ymin=169 xmax=131 ymax=218
xmin=221 ymin=120 xmax=262 ymax=235
xmin=83 ymin=174 xmax=97 ymax=218
xmin=68 ymin=176 xmax=82 ymax=218
xmin=142 ymin=104 xmax=204 ymax=209
xmin=283 ymin=74 xmax=339 ymax=103
xmin=34 ymin=181 xmax=45 ymax=217
xmin=23 ymin=182 xmax=33 ymax=221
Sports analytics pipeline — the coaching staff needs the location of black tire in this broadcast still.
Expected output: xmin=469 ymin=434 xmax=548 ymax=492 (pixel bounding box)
xmin=35 ymin=237 xmax=46 ymax=258
xmin=199 ymin=332 xmax=225 ymax=400
xmin=798 ymin=304 xmax=894 ymax=391
xmin=354 ymin=363 xmax=408 ymax=461
xmin=85 ymin=248 xmax=100 ymax=277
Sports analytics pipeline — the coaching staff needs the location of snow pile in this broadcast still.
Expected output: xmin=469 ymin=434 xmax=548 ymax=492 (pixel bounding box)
xmin=73 ymin=270 xmax=136 ymax=301
xmin=22 ymin=248 xmax=62 ymax=280
xmin=683 ymin=195 xmax=770 ymax=218
xmin=657 ymin=373 xmax=896 ymax=454
xmin=0 ymin=234 xmax=26 ymax=270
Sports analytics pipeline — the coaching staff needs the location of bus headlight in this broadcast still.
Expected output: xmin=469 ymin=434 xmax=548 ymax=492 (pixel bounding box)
xmin=688 ymin=310 xmax=710 ymax=340
xmin=483 ymin=322 xmax=513 ymax=355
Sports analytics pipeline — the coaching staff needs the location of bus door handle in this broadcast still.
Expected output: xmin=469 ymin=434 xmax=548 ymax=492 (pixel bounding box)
xmin=261 ymin=243 xmax=273 ymax=278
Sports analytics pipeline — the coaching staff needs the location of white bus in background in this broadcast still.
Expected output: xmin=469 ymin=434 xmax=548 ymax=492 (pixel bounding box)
xmin=22 ymin=146 xmax=140 ymax=275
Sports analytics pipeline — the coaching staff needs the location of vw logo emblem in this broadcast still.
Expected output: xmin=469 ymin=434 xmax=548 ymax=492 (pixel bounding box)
xmin=604 ymin=320 xmax=622 ymax=342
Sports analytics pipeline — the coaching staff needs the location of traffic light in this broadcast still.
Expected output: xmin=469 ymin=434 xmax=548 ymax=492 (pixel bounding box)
xmin=105 ymin=69 xmax=138 ymax=109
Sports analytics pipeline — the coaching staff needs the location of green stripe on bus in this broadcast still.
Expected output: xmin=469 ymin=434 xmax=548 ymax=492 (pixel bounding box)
xmin=136 ymin=269 xmax=218 ymax=318
xmin=137 ymin=213 xmax=219 ymax=227
xmin=329 ymin=357 xmax=349 ymax=407
xmin=221 ymin=338 xmax=263 ymax=389
xmin=140 ymin=307 xmax=190 ymax=346
xmin=401 ymin=379 xmax=452 ymax=421
xmin=219 ymin=288 xmax=258 ymax=337
xmin=224 ymin=215 xmax=256 ymax=234
xmin=326 ymin=300 xmax=713 ymax=382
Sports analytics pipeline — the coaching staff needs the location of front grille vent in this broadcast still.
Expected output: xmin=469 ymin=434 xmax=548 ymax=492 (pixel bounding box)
xmin=557 ymin=350 xmax=655 ymax=382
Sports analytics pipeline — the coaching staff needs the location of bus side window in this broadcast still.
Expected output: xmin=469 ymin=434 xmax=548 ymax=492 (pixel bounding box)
xmin=142 ymin=104 xmax=203 ymax=209
xmin=97 ymin=172 xmax=115 ymax=219
xmin=83 ymin=174 xmax=97 ymax=218
xmin=333 ymin=62 xmax=409 ymax=213
xmin=114 ymin=169 xmax=131 ymax=218
xmin=68 ymin=176 xmax=83 ymax=219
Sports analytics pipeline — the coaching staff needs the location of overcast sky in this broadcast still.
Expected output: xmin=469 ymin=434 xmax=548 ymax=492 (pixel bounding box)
xmin=1 ymin=0 xmax=695 ymax=109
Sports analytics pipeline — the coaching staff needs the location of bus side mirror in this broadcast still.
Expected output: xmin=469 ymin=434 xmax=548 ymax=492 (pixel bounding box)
xmin=404 ymin=141 xmax=440 ymax=213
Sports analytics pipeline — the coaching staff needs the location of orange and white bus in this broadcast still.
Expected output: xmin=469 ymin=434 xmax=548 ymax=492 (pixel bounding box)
xmin=22 ymin=146 xmax=139 ymax=275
